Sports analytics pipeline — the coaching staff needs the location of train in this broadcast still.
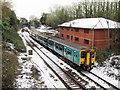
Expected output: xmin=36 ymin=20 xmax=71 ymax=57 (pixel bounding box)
xmin=30 ymin=30 xmax=96 ymax=70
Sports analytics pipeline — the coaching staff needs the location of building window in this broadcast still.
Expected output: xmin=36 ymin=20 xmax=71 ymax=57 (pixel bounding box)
xmin=84 ymin=39 xmax=89 ymax=44
xmin=75 ymin=37 xmax=79 ymax=42
xmin=61 ymin=34 xmax=64 ymax=37
xmin=67 ymin=27 xmax=69 ymax=31
xmin=61 ymin=27 xmax=63 ymax=30
xmin=84 ymin=29 xmax=89 ymax=33
xmin=67 ymin=35 xmax=69 ymax=39
xmin=75 ymin=28 xmax=79 ymax=32
xmin=71 ymin=36 xmax=73 ymax=40
xmin=71 ymin=28 xmax=73 ymax=31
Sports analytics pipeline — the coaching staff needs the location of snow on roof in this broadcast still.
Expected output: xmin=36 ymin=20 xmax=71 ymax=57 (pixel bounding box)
xmin=58 ymin=18 xmax=120 ymax=29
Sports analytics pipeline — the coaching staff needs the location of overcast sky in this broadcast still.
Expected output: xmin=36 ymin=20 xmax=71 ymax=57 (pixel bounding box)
xmin=10 ymin=0 xmax=82 ymax=20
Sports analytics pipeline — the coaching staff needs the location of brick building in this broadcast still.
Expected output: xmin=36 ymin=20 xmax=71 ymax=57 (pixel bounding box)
xmin=58 ymin=18 xmax=120 ymax=50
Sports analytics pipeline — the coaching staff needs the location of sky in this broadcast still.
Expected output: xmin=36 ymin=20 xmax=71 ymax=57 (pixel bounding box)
xmin=10 ymin=0 xmax=82 ymax=20
xmin=9 ymin=0 xmax=118 ymax=20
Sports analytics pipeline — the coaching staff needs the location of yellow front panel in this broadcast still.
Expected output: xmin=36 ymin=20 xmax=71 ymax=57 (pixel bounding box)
xmin=86 ymin=52 xmax=90 ymax=65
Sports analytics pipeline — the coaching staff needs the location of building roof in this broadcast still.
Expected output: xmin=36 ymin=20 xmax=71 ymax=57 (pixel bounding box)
xmin=58 ymin=18 xmax=120 ymax=29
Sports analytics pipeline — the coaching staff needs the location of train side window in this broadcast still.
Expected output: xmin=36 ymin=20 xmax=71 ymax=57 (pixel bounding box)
xmin=59 ymin=46 xmax=62 ymax=51
xmin=44 ymin=39 xmax=47 ymax=42
xmin=49 ymin=41 xmax=53 ymax=46
xmin=67 ymin=49 xmax=72 ymax=55
xmin=91 ymin=52 xmax=94 ymax=58
xmin=81 ymin=51 xmax=85 ymax=58
xmin=56 ymin=44 xmax=58 ymax=48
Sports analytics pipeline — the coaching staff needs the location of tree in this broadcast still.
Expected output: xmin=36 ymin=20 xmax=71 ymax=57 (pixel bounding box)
xmin=40 ymin=13 xmax=49 ymax=25
xmin=118 ymin=1 xmax=120 ymax=22
xmin=19 ymin=18 xmax=28 ymax=28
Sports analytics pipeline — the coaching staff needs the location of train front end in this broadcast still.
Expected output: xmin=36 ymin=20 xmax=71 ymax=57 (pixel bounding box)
xmin=79 ymin=49 xmax=96 ymax=70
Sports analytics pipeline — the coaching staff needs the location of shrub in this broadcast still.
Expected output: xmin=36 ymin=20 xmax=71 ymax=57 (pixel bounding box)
xmin=3 ymin=28 xmax=26 ymax=52
xmin=2 ymin=51 xmax=19 ymax=88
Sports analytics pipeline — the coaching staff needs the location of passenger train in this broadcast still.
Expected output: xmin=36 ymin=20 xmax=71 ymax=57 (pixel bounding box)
xmin=30 ymin=30 xmax=96 ymax=70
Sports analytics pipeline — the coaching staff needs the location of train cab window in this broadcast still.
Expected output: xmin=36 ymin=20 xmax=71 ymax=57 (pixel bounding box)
xmin=67 ymin=49 xmax=72 ymax=55
xmin=91 ymin=52 xmax=94 ymax=58
xmin=81 ymin=51 xmax=85 ymax=58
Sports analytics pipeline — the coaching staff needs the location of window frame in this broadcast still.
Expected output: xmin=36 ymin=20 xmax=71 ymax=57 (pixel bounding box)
xmin=67 ymin=49 xmax=72 ymax=55
xmin=61 ymin=34 xmax=64 ymax=37
xmin=84 ymin=39 xmax=89 ymax=44
xmin=67 ymin=27 xmax=69 ymax=31
xmin=81 ymin=51 xmax=85 ymax=58
xmin=75 ymin=37 xmax=79 ymax=42
xmin=75 ymin=28 xmax=79 ymax=32
xmin=61 ymin=27 xmax=64 ymax=30
xmin=67 ymin=35 xmax=69 ymax=39
xmin=71 ymin=36 xmax=73 ymax=40
xmin=71 ymin=28 xmax=73 ymax=31
xmin=84 ymin=29 xmax=89 ymax=33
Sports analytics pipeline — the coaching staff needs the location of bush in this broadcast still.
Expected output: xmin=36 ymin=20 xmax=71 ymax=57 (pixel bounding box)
xmin=2 ymin=51 xmax=19 ymax=88
xmin=96 ymin=49 xmax=110 ymax=64
xmin=3 ymin=28 xmax=26 ymax=52
xmin=96 ymin=49 xmax=120 ymax=64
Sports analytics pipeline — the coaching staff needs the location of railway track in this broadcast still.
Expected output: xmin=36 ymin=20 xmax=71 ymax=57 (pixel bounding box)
xmin=23 ymin=32 xmax=119 ymax=90
xmin=23 ymin=33 xmax=87 ymax=89
xmin=88 ymin=71 xmax=120 ymax=90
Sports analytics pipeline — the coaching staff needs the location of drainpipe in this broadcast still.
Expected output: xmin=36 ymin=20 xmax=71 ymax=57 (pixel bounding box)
xmin=107 ymin=21 xmax=110 ymax=49
xmin=92 ymin=28 xmax=94 ymax=49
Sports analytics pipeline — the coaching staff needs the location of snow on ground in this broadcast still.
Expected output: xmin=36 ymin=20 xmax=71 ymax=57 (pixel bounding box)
xmin=26 ymin=31 xmax=120 ymax=88
xmin=24 ymin=32 xmax=100 ymax=88
xmin=16 ymin=31 xmax=120 ymax=88
xmin=14 ymin=31 xmax=65 ymax=88
xmin=6 ymin=42 xmax=15 ymax=49
xmin=91 ymin=56 xmax=120 ymax=88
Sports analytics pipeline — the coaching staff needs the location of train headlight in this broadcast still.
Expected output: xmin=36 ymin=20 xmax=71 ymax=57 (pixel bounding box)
xmin=91 ymin=61 xmax=94 ymax=64
xmin=81 ymin=62 xmax=84 ymax=64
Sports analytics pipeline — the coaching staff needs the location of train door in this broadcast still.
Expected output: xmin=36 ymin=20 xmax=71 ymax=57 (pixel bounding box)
xmin=73 ymin=51 xmax=75 ymax=63
xmin=85 ymin=51 xmax=91 ymax=66
xmin=64 ymin=47 xmax=66 ymax=57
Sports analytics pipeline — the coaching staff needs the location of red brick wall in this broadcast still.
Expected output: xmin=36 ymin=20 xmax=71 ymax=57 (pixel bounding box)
xmin=59 ymin=27 xmax=92 ymax=48
xmin=94 ymin=29 xmax=114 ymax=50
xmin=59 ymin=27 xmax=114 ymax=50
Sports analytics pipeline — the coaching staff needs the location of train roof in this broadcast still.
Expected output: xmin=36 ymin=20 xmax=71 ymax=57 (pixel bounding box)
xmin=31 ymin=30 xmax=89 ymax=51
